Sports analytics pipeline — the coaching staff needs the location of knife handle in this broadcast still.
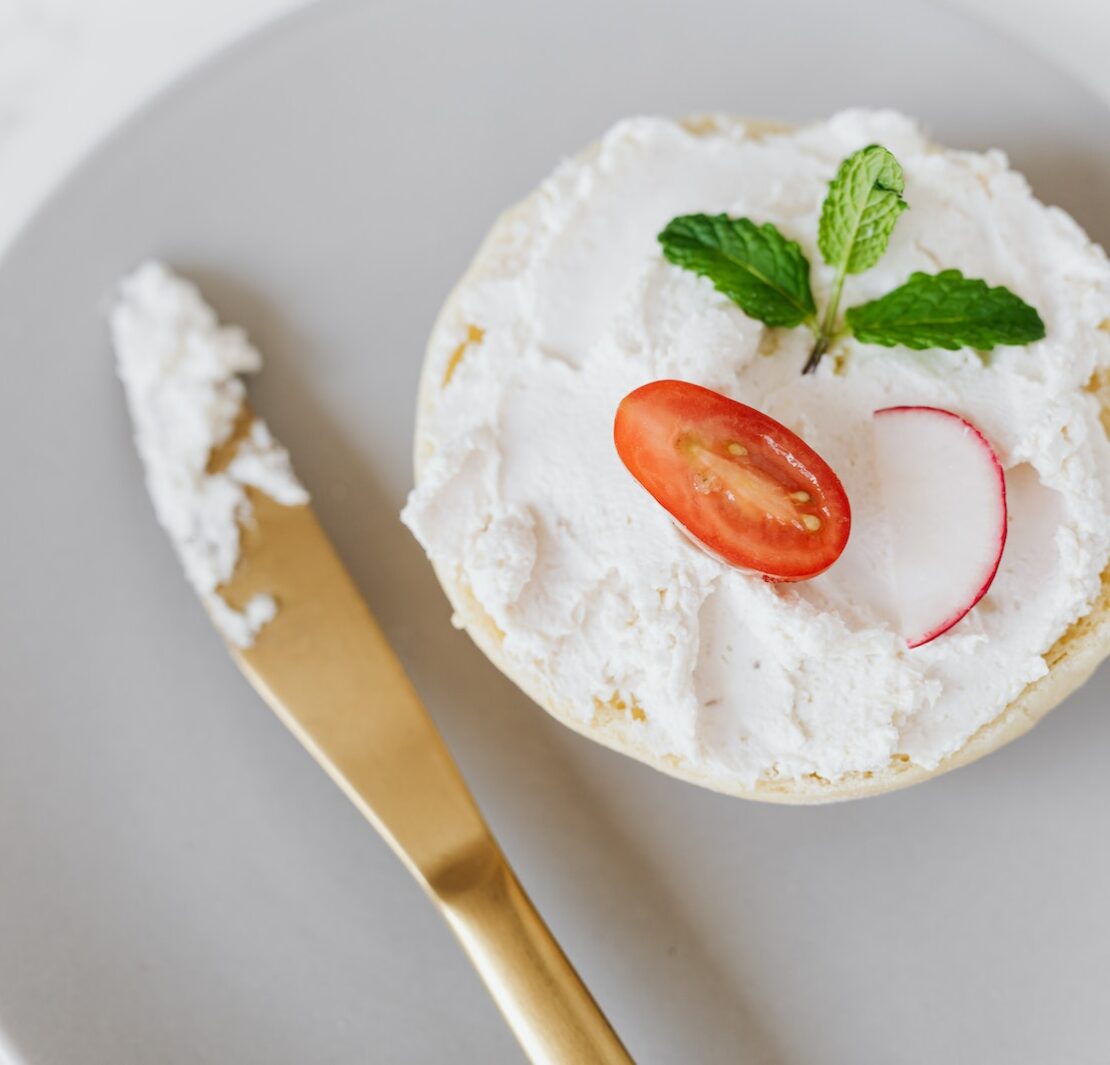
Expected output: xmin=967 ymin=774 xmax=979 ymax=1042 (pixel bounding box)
xmin=432 ymin=842 xmax=634 ymax=1064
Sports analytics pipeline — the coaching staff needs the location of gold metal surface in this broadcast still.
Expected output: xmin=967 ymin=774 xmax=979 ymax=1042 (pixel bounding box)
xmin=218 ymin=487 xmax=632 ymax=1064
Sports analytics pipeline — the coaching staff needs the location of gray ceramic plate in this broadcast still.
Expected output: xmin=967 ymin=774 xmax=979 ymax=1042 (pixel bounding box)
xmin=2 ymin=1 xmax=1109 ymax=1062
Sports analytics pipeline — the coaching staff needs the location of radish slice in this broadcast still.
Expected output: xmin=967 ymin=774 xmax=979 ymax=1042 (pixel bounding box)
xmin=873 ymin=406 xmax=1007 ymax=648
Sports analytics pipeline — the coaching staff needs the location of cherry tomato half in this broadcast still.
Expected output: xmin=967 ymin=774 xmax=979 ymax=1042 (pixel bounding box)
xmin=614 ymin=380 xmax=851 ymax=581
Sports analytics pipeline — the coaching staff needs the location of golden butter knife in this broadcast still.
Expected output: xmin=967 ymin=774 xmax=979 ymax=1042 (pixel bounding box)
xmin=204 ymin=461 xmax=632 ymax=1062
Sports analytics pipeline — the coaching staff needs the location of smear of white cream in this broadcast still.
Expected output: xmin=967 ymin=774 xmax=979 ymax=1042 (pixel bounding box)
xmin=404 ymin=111 xmax=1110 ymax=785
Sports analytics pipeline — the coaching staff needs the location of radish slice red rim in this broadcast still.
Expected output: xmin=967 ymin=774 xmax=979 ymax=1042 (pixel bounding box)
xmin=873 ymin=405 xmax=1007 ymax=648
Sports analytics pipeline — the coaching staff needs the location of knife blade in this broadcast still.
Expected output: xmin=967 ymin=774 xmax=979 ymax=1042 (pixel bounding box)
xmin=186 ymin=438 xmax=632 ymax=1064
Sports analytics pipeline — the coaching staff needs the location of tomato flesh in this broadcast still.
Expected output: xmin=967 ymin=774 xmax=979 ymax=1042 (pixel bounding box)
xmin=613 ymin=380 xmax=851 ymax=581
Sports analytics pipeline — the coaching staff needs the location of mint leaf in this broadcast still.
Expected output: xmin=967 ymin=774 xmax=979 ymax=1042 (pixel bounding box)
xmin=845 ymin=270 xmax=1046 ymax=350
xmin=818 ymin=144 xmax=907 ymax=275
xmin=658 ymin=214 xmax=816 ymax=329
xmin=805 ymin=145 xmax=908 ymax=372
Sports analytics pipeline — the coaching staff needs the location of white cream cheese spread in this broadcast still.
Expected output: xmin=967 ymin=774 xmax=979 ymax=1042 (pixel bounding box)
xmin=403 ymin=110 xmax=1110 ymax=786
xmin=111 ymin=261 xmax=308 ymax=647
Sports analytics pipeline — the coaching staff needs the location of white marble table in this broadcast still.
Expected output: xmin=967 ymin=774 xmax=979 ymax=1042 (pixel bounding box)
xmin=1 ymin=0 xmax=1108 ymax=258
xmin=0 ymin=0 xmax=307 ymax=254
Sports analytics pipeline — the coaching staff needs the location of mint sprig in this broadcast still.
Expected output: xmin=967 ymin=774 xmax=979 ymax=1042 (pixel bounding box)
xmin=846 ymin=269 xmax=1046 ymax=350
xmin=658 ymin=214 xmax=816 ymax=328
xmin=805 ymin=145 xmax=907 ymax=372
xmin=656 ymin=143 xmax=1045 ymax=373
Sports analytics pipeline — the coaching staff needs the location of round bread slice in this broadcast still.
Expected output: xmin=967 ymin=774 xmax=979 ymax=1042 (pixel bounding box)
xmin=411 ymin=118 xmax=1110 ymax=803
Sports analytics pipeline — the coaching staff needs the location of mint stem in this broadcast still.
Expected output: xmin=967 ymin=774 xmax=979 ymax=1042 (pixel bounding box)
xmin=803 ymin=264 xmax=848 ymax=374
xmin=802 ymin=335 xmax=828 ymax=374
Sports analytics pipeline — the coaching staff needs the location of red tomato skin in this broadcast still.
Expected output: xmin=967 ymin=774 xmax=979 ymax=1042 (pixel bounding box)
xmin=614 ymin=380 xmax=851 ymax=581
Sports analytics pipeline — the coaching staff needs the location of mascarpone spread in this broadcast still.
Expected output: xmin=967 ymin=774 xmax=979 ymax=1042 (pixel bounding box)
xmin=403 ymin=111 xmax=1110 ymax=785
xmin=112 ymin=261 xmax=308 ymax=647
